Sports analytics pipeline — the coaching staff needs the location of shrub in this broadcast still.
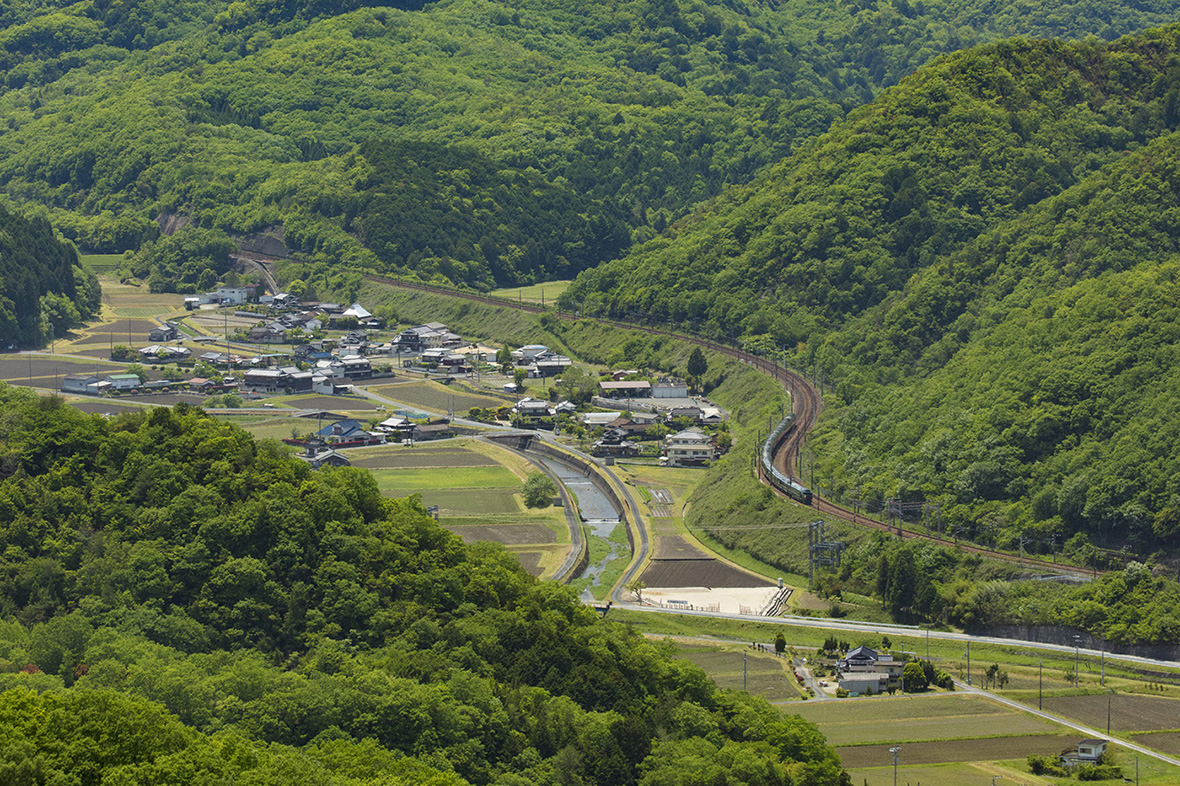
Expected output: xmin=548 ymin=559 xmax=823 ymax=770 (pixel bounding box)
xmin=522 ymin=473 xmax=558 ymax=508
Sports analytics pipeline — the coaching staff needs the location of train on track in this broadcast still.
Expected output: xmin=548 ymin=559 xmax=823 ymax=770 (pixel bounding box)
xmin=760 ymin=415 xmax=812 ymax=504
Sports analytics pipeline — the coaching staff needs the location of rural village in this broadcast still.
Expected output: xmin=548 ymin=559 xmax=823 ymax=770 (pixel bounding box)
xmin=2 ymin=271 xmax=1176 ymax=786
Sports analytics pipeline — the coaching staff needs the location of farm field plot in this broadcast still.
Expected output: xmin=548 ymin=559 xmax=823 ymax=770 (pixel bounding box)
xmin=490 ymin=280 xmax=573 ymax=303
xmin=846 ymin=760 xmax=1048 ymax=786
xmin=81 ymin=253 xmax=125 ymax=272
xmin=653 ymin=536 xmax=711 ymax=559
xmin=818 ymin=710 xmax=1058 ymax=746
xmin=272 ymin=394 xmax=380 ymax=411
xmin=1132 ymin=731 xmax=1180 ymax=756
xmin=369 ymin=381 xmax=502 ymax=412
xmin=640 ymin=558 xmax=773 ymax=588
xmin=675 ymin=646 xmax=802 ymax=703
xmin=1041 ymin=693 xmax=1180 ymax=732
xmin=792 ymin=695 xmax=1007 ymax=725
xmin=447 ymin=524 xmax=556 ymax=545
xmin=349 ymin=450 xmax=499 ymax=469
xmin=390 ymin=488 xmax=521 ymax=515
xmin=835 ymin=735 xmax=1076 ymax=768
xmin=369 ymin=466 xmax=520 ymax=491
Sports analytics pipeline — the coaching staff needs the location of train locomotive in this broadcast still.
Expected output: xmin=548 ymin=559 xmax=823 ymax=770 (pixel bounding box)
xmin=760 ymin=414 xmax=813 ymax=504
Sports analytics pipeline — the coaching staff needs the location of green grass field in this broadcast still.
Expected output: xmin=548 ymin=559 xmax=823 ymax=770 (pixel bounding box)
xmin=81 ymin=253 xmax=125 ymax=272
xmin=489 ymin=280 xmax=573 ymax=304
xmin=369 ymin=466 xmax=520 ymax=491
xmin=399 ymin=487 xmax=522 ymax=514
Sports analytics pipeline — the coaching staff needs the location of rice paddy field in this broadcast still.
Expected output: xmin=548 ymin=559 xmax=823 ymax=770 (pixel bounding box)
xmin=348 ymin=439 xmax=573 ymax=578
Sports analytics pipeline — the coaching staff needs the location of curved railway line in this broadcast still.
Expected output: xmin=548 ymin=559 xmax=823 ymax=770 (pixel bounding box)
xmin=302 ymin=269 xmax=1093 ymax=577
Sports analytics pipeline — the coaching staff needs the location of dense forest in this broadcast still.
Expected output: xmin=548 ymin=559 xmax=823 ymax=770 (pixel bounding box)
xmin=0 ymin=0 xmax=1177 ymax=287
xmin=0 ymin=201 xmax=98 ymax=346
xmin=564 ymin=26 xmax=1180 ymax=561
xmin=0 ymin=383 xmax=849 ymax=784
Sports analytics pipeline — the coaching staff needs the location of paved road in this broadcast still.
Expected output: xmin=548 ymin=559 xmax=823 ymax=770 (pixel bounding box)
xmin=610 ymin=601 xmax=1180 ymax=673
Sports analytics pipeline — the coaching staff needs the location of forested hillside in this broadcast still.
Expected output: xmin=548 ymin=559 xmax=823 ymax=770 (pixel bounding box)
xmin=564 ymin=26 xmax=1180 ymax=563
xmin=0 ymin=384 xmax=849 ymax=784
xmin=0 ymin=0 xmax=1176 ymax=288
xmin=0 ymin=201 xmax=98 ymax=346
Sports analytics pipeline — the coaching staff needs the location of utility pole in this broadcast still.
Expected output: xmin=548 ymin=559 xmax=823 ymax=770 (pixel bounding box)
xmin=1039 ymin=658 xmax=1043 ymax=710
xmin=1075 ymin=635 xmax=1081 ymax=688
xmin=967 ymin=641 xmax=971 ymax=686
xmin=1107 ymin=688 xmax=1112 ymax=735
xmin=889 ymin=746 xmax=900 ymax=786
xmin=743 ymin=651 xmax=747 ymax=692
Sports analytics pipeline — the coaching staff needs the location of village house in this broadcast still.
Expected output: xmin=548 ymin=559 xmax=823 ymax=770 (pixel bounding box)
xmin=138 ymin=344 xmax=191 ymax=362
xmin=105 ymin=373 xmax=140 ymax=391
xmin=1060 ymin=739 xmax=1107 ymax=769
xmin=242 ymin=366 xmax=313 ymax=394
xmin=340 ymin=355 xmax=373 ymax=379
xmin=512 ymin=397 xmax=553 ymax=426
xmin=199 ymin=285 xmax=256 ymax=307
xmin=665 ymin=404 xmax=704 ymax=424
xmin=582 ymin=411 xmax=623 ymax=428
xmin=835 ymin=645 xmax=906 ymax=696
xmin=297 ymin=439 xmax=352 ymax=469
xmin=592 ymin=427 xmax=640 ymax=458
xmin=511 ymin=344 xmax=550 ymax=364
xmin=599 ymin=380 xmax=652 ymax=399
xmin=61 ymin=374 xmax=104 ymax=395
xmin=315 ymin=418 xmax=386 ymax=446
xmin=663 ymin=428 xmax=714 ymax=466
xmin=397 ymin=323 xmax=448 ymax=350
xmin=529 ymin=352 xmax=573 ymax=377
xmin=148 ymin=322 xmax=180 ymax=342
xmin=652 ymin=381 xmax=689 ymax=398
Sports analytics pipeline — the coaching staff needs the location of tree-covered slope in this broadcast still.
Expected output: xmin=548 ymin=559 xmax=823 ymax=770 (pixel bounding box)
xmin=808 ymin=130 xmax=1180 ymax=559
xmin=0 ymin=201 xmax=98 ymax=346
xmin=565 ymin=26 xmax=1180 ymax=562
xmin=564 ymin=29 xmax=1180 ymax=333
xmin=0 ymin=384 xmax=849 ymax=785
xmin=1 ymin=0 xmax=1177 ymax=288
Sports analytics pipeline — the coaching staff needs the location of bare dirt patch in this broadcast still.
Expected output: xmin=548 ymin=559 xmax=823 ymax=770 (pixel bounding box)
xmin=1131 ymin=732 xmax=1180 ymax=756
xmin=654 ymin=536 xmax=710 ymax=559
xmin=370 ymin=381 xmax=502 ymax=412
xmin=641 ymin=559 xmax=773 ymax=588
xmin=1042 ymin=693 xmax=1180 ymax=732
xmin=446 ymin=524 xmax=556 ymax=545
xmin=513 ymin=552 xmax=544 ymax=576
xmin=835 ymin=735 xmax=1075 ymax=768
xmin=0 ymin=357 xmax=120 ymax=381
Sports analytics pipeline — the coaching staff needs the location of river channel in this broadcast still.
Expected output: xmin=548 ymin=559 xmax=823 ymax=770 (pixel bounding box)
xmin=529 ymin=455 xmax=625 ymax=599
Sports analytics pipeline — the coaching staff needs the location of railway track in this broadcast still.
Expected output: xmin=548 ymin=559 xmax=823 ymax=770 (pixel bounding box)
xmin=345 ymin=270 xmax=1092 ymax=577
